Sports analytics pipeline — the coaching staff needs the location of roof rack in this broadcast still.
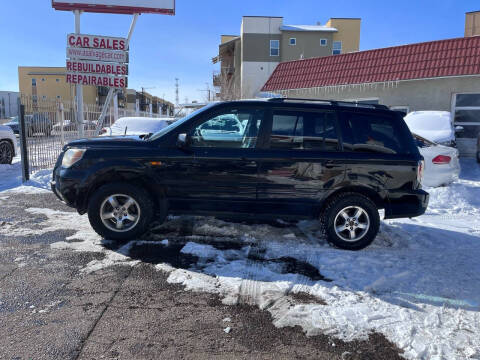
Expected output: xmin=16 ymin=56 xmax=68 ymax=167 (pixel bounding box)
xmin=267 ymin=98 xmax=389 ymax=110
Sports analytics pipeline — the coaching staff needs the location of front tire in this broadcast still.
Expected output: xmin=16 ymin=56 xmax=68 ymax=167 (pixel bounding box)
xmin=322 ymin=193 xmax=380 ymax=250
xmin=88 ymin=183 xmax=154 ymax=240
xmin=0 ymin=140 xmax=14 ymax=164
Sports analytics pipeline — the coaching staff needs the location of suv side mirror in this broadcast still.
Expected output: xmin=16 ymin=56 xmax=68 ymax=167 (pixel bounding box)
xmin=177 ymin=133 xmax=190 ymax=148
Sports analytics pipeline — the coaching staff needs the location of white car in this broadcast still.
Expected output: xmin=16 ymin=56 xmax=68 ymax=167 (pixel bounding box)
xmin=413 ymin=134 xmax=460 ymax=187
xmin=100 ymin=117 xmax=172 ymax=137
xmin=404 ymin=111 xmax=456 ymax=147
xmin=0 ymin=124 xmax=16 ymax=164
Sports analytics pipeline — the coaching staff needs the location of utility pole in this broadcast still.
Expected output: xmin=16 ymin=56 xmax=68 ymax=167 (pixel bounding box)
xmin=175 ymin=78 xmax=179 ymax=106
xmin=198 ymin=82 xmax=212 ymax=102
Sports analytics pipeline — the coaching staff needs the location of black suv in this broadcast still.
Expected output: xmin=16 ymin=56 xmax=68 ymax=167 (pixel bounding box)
xmin=51 ymin=99 xmax=428 ymax=250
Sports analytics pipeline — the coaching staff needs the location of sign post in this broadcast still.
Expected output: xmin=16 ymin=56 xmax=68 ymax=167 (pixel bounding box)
xmin=74 ymin=10 xmax=85 ymax=137
xmin=52 ymin=0 xmax=176 ymax=135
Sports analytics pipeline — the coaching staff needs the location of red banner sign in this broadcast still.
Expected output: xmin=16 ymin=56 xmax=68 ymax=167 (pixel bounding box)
xmin=68 ymin=34 xmax=127 ymax=50
xmin=66 ymin=73 xmax=127 ymax=88
xmin=67 ymin=60 xmax=128 ymax=76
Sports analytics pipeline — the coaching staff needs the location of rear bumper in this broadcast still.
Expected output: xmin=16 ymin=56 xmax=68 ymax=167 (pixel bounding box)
xmin=384 ymin=189 xmax=429 ymax=219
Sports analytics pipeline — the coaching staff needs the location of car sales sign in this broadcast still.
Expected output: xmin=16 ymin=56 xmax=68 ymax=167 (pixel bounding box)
xmin=66 ymin=34 xmax=129 ymax=88
xmin=52 ymin=0 xmax=175 ymax=15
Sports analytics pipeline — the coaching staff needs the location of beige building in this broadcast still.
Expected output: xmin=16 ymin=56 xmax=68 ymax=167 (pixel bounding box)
xmin=18 ymin=66 xmax=97 ymax=104
xmin=213 ymin=16 xmax=361 ymax=99
xmin=465 ymin=10 xmax=480 ymax=37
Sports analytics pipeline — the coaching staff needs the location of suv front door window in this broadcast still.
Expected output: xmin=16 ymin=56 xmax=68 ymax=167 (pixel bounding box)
xmin=190 ymin=108 xmax=263 ymax=149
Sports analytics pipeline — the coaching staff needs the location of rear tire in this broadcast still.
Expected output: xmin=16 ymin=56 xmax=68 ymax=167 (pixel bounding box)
xmin=88 ymin=183 xmax=155 ymax=240
xmin=322 ymin=193 xmax=380 ymax=250
xmin=0 ymin=140 xmax=14 ymax=164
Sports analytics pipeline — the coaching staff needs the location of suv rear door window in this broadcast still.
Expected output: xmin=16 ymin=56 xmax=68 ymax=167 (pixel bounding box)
xmin=341 ymin=112 xmax=410 ymax=154
xmin=270 ymin=110 xmax=340 ymax=151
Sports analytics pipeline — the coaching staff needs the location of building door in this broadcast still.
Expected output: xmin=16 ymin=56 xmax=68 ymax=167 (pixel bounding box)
xmin=452 ymin=93 xmax=480 ymax=157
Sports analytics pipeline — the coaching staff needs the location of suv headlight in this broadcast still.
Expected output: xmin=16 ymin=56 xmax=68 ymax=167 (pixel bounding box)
xmin=62 ymin=148 xmax=86 ymax=168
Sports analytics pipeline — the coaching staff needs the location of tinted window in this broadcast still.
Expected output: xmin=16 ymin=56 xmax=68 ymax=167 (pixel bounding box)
xmin=342 ymin=112 xmax=410 ymax=154
xmin=456 ymin=94 xmax=480 ymax=107
xmin=190 ymin=108 xmax=264 ymax=149
xmin=270 ymin=111 xmax=340 ymax=151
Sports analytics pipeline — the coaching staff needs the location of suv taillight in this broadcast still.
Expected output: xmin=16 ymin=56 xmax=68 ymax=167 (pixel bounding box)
xmin=432 ymin=155 xmax=451 ymax=165
xmin=417 ymin=160 xmax=424 ymax=185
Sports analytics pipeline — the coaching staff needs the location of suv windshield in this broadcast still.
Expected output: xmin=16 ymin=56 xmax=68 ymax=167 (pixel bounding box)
xmin=149 ymin=103 xmax=217 ymax=141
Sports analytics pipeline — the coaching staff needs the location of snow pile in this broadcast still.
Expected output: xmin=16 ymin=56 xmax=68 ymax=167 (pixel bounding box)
xmin=0 ymin=155 xmax=51 ymax=194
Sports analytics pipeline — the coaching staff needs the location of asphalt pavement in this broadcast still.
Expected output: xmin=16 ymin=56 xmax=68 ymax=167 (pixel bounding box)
xmin=0 ymin=191 xmax=403 ymax=360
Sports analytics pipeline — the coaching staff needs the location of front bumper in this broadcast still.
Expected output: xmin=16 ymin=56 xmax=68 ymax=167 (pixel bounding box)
xmin=50 ymin=165 xmax=88 ymax=212
xmin=384 ymin=189 xmax=429 ymax=219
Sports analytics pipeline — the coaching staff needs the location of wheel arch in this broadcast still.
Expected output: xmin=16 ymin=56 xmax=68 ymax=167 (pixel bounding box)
xmin=79 ymin=169 xmax=167 ymax=215
xmin=319 ymin=185 xmax=386 ymax=216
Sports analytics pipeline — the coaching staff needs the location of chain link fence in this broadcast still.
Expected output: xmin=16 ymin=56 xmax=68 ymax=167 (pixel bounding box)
xmin=19 ymin=95 xmax=165 ymax=180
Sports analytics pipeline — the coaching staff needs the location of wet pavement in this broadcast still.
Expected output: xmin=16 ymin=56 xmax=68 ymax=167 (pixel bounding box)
xmin=0 ymin=191 xmax=403 ymax=360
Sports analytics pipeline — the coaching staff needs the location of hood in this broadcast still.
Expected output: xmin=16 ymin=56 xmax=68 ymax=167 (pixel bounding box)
xmin=65 ymin=135 xmax=150 ymax=149
xmin=412 ymin=129 xmax=455 ymax=143
xmin=404 ymin=111 xmax=454 ymax=143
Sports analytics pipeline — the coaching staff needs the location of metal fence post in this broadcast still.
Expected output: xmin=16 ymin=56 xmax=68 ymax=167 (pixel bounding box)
xmin=18 ymin=102 xmax=29 ymax=182
xmin=58 ymin=102 xmax=65 ymax=146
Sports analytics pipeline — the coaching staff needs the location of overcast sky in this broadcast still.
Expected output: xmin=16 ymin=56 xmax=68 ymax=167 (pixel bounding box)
xmin=0 ymin=0 xmax=478 ymax=103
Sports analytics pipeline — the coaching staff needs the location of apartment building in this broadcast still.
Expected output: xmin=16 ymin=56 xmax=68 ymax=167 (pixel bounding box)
xmin=124 ymin=89 xmax=174 ymax=116
xmin=465 ymin=10 xmax=480 ymax=36
xmin=213 ymin=16 xmax=361 ymax=99
xmin=18 ymin=66 xmax=173 ymax=115
xmin=18 ymin=66 xmax=97 ymax=104
xmin=0 ymin=91 xmax=19 ymax=118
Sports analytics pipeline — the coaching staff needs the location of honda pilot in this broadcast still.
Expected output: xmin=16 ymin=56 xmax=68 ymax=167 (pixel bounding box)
xmin=51 ymin=99 xmax=429 ymax=250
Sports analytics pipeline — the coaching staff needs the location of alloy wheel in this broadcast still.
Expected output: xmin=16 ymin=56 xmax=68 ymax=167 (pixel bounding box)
xmin=334 ymin=206 xmax=370 ymax=242
xmin=100 ymin=194 xmax=141 ymax=232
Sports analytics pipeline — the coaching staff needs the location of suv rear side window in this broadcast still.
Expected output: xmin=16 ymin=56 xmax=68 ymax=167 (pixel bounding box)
xmin=270 ymin=110 xmax=340 ymax=151
xmin=341 ymin=111 xmax=411 ymax=154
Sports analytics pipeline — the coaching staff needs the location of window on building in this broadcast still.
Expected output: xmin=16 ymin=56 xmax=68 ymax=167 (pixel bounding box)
xmin=270 ymin=40 xmax=280 ymax=56
xmin=341 ymin=112 xmax=411 ymax=154
xmin=289 ymin=38 xmax=296 ymax=46
xmin=453 ymin=93 xmax=480 ymax=140
xmin=42 ymin=78 xmax=46 ymax=82
xmin=333 ymin=41 xmax=342 ymax=55
xmin=56 ymin=95 xmax=61 ymax=99
xmin=320 ymin=39 xmax=328 ymax=46
xmin=269 ymin=111 xmax=340 ymax=151
xmin=32 ymin=78 xmax=37 ymax=86
xmin=56 ymin=79 xmax=60 ymax=82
